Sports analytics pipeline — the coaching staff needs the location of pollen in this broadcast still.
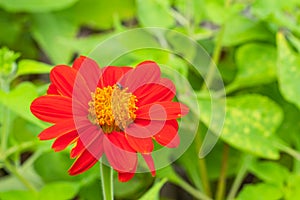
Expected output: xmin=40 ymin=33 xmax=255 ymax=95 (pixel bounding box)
xmin=88 ymin=84 xmax=138 ymax=133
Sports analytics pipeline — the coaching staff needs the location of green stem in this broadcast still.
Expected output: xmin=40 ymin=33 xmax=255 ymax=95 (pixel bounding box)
xmin=100 ymin=163 xmax=113 ymax=200
xmin=4 ymin=159 xmax=37 ymax=193
xmin=175 ymin=179 xmax=212 ymax=200
xmin=195 ymin=125 xmax=212 ymax=196
xmin=216 ymin=144 xmax=230 ymax=200
xmin=202 ymin=0 xmax=233 ymax=90
xmin=226 ymin=155 xmax=253 ymax=200
xmin=0 ymin=79 xmax=10 ymax=153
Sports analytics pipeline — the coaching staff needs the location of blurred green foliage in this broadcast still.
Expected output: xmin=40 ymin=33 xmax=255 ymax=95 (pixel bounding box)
xmin=1 ymin=0 xmax=300 ymax=199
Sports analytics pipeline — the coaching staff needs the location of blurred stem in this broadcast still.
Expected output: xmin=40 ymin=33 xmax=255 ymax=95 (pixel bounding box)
xmin=202 ymin=0 xmax=233 ymax=90
xmin=175 ymin=179 xmax=212 ymax=200
xmin=4 ymin=159 xmax=37 ymax=193
xmin=195 ymin=125 xmax=212 ymax=196
xmin=100 ymin=162 xmax=113 ymax=200
xmin=216 ymin=144 xmax=230 ymax=200
xmin=0 ymin=79 xmax=10 ymax=154
xmin=226 ymin=155 xmax=253 ymax=200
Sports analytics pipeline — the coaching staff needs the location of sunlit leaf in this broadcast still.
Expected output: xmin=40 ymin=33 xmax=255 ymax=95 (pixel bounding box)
xmin=277 ymin=32 xmax=300 ymax=109
xmin=199 ymin=94 xmax=283 ymax=159
xmin=139 ymin=178 xmax=167 ymax=200
xmin=237 ymin=183 xmax=283 ymax=200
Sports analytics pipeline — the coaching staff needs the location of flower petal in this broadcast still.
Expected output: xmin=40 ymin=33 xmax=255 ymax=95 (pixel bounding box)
xmin=125 ymin=134 xmax=154 ymax=153
xmin=118 ymin=171 xmax=136 ymax=182
xmin=30 ymin=95 xmax=73 ymax=123
xmin=38 ymin=118 xmax=75 ymax=140
xmin=133 ymin=80 xmax=176 ymax=107
xmin=119 ymin=61 xmax=161 ymax=93
xmin=68 ymin=149 xmax=99 ymax=175
xmin=136 ymin=102 xmax=189 ymax=120
xmin=98 ymin=66 xmax=132 ymax=88
xmin=50 ymin=65 xmax=77 ymax=97
xmin=153 ymin=120 xmax=180 ymax=148
xmin=47 ymin=84 xmax=59 ymax=95
xmin=52 ymin=130 xmax=78 ymax=152
xmin=103 ymin=132 xmax=137 ymax=172
xmin=142 ymin=154 xmax=156 ymax=176
xmin=72 ymin=56 xmax=102 ymax=92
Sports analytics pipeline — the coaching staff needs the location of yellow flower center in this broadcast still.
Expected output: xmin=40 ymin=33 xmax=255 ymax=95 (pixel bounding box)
xmin=88 ymin=84 xmax=138 ymax=133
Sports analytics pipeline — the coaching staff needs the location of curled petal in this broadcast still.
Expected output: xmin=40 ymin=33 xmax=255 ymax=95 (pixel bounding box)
xmin=142 ymin=154 xmax=156 ymax=176
xmin=68 ymin=150 xmax=99 ymax=175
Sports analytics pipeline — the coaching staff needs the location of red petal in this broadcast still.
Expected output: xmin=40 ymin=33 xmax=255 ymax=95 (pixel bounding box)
xmin=47 ymin=84 xmax=59 ymax=95
xmin=72 ymin=56 xmax=102 ymax=92
xmin=136 ymin=102 xmax=189 ymax=120
xmin=103 ymin=132 xmax=137 ymax=172
xmin=38 ymin=119 xmax=75 ymax=140
xmin=118 ymin=171 xmax=135 ymax=182
xmin=134 ymin=81 xmax=176 ymax=107
xmin=68 ymin=150 xmax=98 ymax=175
xmin=50 ymin=65 xmax=77 ymax=97
xmin=125 ymin=134 xmax=154 ymax=153
xmin=142 ymin=154 xmax=156 ymax=176
xmin=119 ymin=61 xmax=161 ymax=93
xmin=30 ymin=95 xmax=73 ymax=123
xmin=98 ymin=66 xmax=132 ymax=88
xmin=52 ymin=130 xmax=78 ymax=152
xmin=153 ymin=120 xmax=180 ymax=148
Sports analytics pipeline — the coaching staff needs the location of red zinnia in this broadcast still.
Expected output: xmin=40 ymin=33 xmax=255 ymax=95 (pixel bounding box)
xmin=30 ymin=56 xmax=189 ymax=182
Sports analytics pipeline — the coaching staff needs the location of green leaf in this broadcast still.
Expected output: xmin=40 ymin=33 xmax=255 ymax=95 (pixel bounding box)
xmin=285 ymin=175 xmax=300 ymax=200
xmin=237 ymin=183 xmax=283 ymax=200
xmin=249 ymin=161 xmax=289 ymax=186
xmin=199 ymin=94 xmax=283 ymax=159
xmin=39 ymin=182 xmax=79 ymax=200
xmin=0 ymin=190 xmax=37 ymax=200
xmin=0 ymin=0 xmax=79 ymax=12
xmin=57 ymin=0 xmax=136 ymax=30
xmin=34 ymin=151 xmax=77 ymax=182
xmin=139 ymin=179 xmax=167 ymax=200
xmin=277 ymin=32 xmax=300 ymax=109
xmin=0 ymin=82 xmax=47 ymax=128
xmin=31 ymin=13 xmax=78 ymax=64
xmin=17 ymin=60 xmax=51 ymax=77
xmin=137 ymin=0 xmax=175 ymax=27
xmin=222 ymin=17 xmax=273 ymax=46
xmin=227 ymin=43 xmax=277 ymax=92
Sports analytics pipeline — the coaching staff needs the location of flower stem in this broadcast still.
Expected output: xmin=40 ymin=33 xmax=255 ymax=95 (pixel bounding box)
xmin=175 ymin=179 xmax=212 ymax=200
xmin=0 ymin=79 xmax=10 ymax=153
xmin=216 ymin=144 xmax=230 ymax=200
xmin=195 ymin=125 xmax=212 ymax=196
xmin=100 ymin=162 xmax=114 ymax=200
xmin=4 ymin=159 xmax=38 ymax=193
xmin=226 ymin=155 xmax=253 ymax=200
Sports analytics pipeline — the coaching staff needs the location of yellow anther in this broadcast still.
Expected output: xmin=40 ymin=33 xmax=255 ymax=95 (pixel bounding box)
xmin=88 ymin=84 xmax=138 ymax=133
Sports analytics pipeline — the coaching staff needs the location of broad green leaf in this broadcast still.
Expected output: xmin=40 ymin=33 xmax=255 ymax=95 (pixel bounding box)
xmin=39 ymin=182 xmax=79 ymax=200
xmin=17 ymin=60 xmax=52 ymax=77
xmin=199 ymin=94 xmax=283 ymax=159
xmin=57 ymin=0 xmax=135 ymax=30
xmin=249 ymin=161 xmax=289 ymax=186
xmin=227 ymin=43 xmax=277 ymax=92
xmin=139 ymin=179 xmax=167 ymax=200
xmin=174 ymin=0 xmax=205 ymax=25
xmin=0 ymin=82 xmax=47 ymax=128
xmin=285 ymin=175 xmax=300 ymax=200
xmin=222 ymin=17 xmax=273 ymax=46
xmin=0 ymin=0 xmax=79 ymax=12
xmin=34 ymin=151 xmax=77 ymax=182
xmin=78 ymin=179 xmax=103 ymax=200
xmin=31 ymin=13 xmax=78 ymax=64
xmin=137 ymin=0 xmax=175 ymax=27
xmin=236 ymin=183 xmax=283 ymax=200
xmin=0 ymin=190 xmax=37 ymax=200
xmin=277 ymin=32 xmax=300 ymax=109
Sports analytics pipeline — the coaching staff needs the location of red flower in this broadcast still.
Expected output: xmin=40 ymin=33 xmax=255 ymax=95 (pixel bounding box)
xmin=30 ymin=56 xmax=189 ymax=182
